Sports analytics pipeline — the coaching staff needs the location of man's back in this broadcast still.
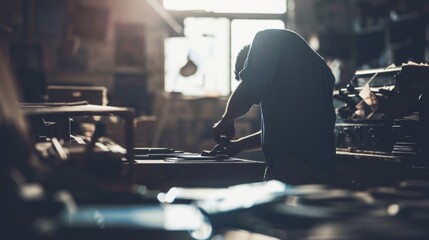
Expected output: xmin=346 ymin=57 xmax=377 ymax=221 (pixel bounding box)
xmin=240 ymin=29 xmax=336 ymax=176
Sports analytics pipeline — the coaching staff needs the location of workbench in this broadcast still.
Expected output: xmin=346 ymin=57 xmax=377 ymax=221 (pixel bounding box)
xmin=131 ymin=158 xmax=266 ymax=191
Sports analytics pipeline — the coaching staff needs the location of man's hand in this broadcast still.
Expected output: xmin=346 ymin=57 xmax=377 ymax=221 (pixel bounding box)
xmin=207 ymin=140 xmax=243 ymax=157
xmin=212 ymin=120 xmax=235 ymax=143
xmin=205 ymin=131 xmax=262 ymax=157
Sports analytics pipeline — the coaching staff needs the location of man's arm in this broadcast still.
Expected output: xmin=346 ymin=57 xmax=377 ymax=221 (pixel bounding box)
xmin=233 ymin=131 xmax=262 ymax=151
xmin=208 ymin=130 xmax=261 ymax=157
xmin=213 ymin=82 xmax=257 ymax=141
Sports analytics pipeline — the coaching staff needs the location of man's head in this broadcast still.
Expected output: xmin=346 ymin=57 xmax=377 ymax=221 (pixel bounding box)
xmin=234 ymin=44 xmax=251 ymax=81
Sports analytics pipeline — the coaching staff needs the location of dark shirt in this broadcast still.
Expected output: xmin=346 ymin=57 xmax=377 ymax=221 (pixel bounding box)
xmin=239 ymin=29 xmax=336 ymax=175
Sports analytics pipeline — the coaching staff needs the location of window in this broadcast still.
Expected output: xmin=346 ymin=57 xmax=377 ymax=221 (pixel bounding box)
xmin=164 ymin=0 xmax=287 ymax=13
xmin=164 ymin=18 xmax=230 ymax=96
xmin=164 ymin=0 xmax=287 ymax=96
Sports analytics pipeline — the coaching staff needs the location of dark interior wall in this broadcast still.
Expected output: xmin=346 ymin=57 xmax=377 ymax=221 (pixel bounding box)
xmin=294 ymin=0 xmax=353 ymax=36
xmin=1 ymin=0 xmax=168 ymax=115
xmin=294 ymin=0 xmax=429 ymax=87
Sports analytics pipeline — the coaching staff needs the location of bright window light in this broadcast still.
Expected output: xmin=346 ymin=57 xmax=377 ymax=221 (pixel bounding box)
xmin=164 ymin=0 xmax=212 ymax=12
xmin=164 ymin=0 xmax=287 ymax=14
xmin=230 ymin=19 xmax=285 ymax=90
xmin=164 ymin=18 xmax=230 ymax=96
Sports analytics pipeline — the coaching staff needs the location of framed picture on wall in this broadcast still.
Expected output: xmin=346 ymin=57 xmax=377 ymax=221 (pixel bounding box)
xmin=9 ymin=44 xmax=44 ymax=70
xmin=115 ymin=23 xmax=146 ymax=70
xmin=71 ymin=3 xmax=110 ymax=41
xmin=34 ymin=0 xmax=68 ymax=37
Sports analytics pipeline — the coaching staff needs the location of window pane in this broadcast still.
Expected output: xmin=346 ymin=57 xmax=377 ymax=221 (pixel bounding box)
xmin=231 ymin=19 xmax=285 ymax=90
xmin=164 ymin=0 xmax=287 ymax=14
xmin=164 ymin=18 xmax=230 ymax=96
xmin=213 ymin=0 xmax=287 ymax=14
xmin=164 ymin=0 xmax=212 ymax=12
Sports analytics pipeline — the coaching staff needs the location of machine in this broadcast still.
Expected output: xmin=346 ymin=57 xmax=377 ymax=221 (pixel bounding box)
xmin=334 ymin=64 xmax=429 ymax=163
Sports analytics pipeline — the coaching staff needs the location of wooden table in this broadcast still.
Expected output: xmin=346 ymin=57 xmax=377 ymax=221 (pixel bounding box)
xmin=131 ymin=158 xmax=266 ymax=191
